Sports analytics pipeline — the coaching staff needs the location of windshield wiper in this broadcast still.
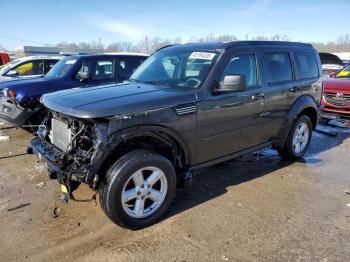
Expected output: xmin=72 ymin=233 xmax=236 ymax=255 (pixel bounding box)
xmin=129 ymin=79 xmax=172 ymax=87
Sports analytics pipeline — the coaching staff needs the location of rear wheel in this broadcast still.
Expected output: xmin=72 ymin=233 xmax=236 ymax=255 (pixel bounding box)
xmin=279 ymin=115 xmax=312 ymax=160
xmin=99 ymin=150 xmax=176 ymax=229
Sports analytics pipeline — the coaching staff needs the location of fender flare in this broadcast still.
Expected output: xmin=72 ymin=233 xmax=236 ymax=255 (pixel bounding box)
xmin=278 ymin=95 xmax=318 ymax=139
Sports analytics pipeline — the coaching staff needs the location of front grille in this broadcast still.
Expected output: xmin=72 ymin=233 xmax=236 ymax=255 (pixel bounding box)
xmin=324 ymin=93 xmax=350 ymax=107
xmin=51 ymin=118 xmax=72 ymax=151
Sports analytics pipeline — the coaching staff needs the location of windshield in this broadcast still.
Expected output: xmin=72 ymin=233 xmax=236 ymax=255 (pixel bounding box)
xmin=130 ymin=49 xmax=218 ymax=89
xmin=336 ymin=65 xmax=350 ymax=78
xmin=45 ymin=57 xmax=77 ymax=78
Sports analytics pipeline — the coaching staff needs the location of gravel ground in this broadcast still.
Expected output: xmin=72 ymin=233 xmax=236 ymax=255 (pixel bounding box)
xmin=0 ymin=120 xmax=350 ymax=262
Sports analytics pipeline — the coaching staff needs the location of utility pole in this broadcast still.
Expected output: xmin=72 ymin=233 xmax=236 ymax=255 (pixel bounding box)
xmin=145 ymin=36 xmax=149 ymax=54
xmin=98 ymin=37 xmax=102 ymax=53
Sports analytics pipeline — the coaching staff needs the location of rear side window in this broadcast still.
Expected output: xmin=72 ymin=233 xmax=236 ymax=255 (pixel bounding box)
xmin=10 ymin=60 xmax=44 ymax=76
xmin=220 ymin=54 xmax=257 ymax=86
xmin=294 ymin=52 xmax=319 ymax=79
xmin=264 ymin=53 xmax=293 ymax=84
xmin=0 ymin=57 xmax=3 ymax=66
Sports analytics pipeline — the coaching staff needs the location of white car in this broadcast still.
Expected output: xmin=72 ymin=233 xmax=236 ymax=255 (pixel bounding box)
xmin=319 ymin=52 xmax=344 ymax=77
xmin=0 ymin=56 xmax=61 ymax=82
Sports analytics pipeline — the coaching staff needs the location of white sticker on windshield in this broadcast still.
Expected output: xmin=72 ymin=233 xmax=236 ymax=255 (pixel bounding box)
xmin=189 ymin=52 xmax=216 ymax=60
xmin=65 ymin=59 xmax=77 ymax=65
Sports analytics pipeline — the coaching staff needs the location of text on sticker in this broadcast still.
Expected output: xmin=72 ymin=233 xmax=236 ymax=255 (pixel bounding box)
xmin=189 ymin=52 xmax=216 ymax=60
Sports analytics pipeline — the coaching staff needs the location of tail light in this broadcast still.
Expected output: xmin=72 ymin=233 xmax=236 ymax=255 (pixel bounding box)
xmin=321 ymin=81 xmax=325 ymax=103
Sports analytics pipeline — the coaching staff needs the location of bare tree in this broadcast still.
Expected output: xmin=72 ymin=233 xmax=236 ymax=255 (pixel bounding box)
xmin=51 ymin=34 xmax=350 ymax=55
xmin=311 ymin=34 xmax=350 ymax=52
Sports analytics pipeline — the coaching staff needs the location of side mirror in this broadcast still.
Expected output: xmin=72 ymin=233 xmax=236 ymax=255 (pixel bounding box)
xmin=78 ymin=72 xmax=92 ymax=82
xmin=215 ymin=75 xmax=247 ymax=93
xmin=6 ymin=70 xmax=19 ymax=77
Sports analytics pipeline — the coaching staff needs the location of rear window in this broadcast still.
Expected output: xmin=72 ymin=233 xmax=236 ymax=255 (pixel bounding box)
xmin=294 ymin=52 xmax=319 ymax=79
xmin=264 ymin=53 xmax=293 ymax=84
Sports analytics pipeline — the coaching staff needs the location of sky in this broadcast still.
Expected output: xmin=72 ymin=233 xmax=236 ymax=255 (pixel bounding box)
xmin=1 ymin=0 xmax=349 ymax=50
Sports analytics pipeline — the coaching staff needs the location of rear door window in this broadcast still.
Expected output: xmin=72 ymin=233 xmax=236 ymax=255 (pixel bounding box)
xmin=264 ymin=53 xmax=293 ymax=84
xmin=294 ymin=52 xmax=319 ymax=79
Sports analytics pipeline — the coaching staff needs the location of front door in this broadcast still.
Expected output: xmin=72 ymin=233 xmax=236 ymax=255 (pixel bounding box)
xmin=196 ymin=51 xmax=265 ymax=163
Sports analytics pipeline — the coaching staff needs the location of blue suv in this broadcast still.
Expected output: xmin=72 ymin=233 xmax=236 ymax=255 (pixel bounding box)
xmin=0 ymin=53 xmax=148 ymax=125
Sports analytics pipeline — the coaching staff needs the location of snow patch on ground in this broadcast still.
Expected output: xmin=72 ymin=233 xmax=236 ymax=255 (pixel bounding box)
xmin=0 ymin=134 xmax=10 ymax=141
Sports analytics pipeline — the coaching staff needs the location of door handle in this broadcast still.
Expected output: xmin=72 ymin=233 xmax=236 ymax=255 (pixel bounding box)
xmin=250 ymin=93 xmax=265 ymax=100
xmin=289 ymin=87 xmax=300 ymax=93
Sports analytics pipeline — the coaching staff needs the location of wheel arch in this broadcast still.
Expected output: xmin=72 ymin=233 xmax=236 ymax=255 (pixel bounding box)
xmin=279 ymin=95 xmax=319 ymax=139
xmin=96 ymin=125 xmax=191 ymax=177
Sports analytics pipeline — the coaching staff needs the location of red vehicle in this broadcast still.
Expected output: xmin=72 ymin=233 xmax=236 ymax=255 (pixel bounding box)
xmin=322 ymin=77 xmax=350 ymax=119
xmin=0 ymin=52 xmax=11 ymax=66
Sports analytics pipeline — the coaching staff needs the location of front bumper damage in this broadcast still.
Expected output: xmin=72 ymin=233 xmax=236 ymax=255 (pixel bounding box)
xmin=29 ymin=137 xmax=101 ymax=203
xmin=28 ymin=120 xmax=109 ymax=202
xmin=0 ymin=96 xmax=33 ymax=125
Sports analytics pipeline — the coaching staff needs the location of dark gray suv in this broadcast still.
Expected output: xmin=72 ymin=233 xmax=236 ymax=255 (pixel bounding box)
xmin=29 ymin=41 xmax=323 ymax=229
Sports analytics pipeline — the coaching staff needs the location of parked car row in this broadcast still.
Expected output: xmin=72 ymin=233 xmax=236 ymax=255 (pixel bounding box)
xmin=0 ymin=41 xmax=348 ymax=229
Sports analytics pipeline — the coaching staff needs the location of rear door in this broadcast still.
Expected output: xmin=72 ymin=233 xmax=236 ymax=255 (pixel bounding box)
xmin=259 ymin=50 xmax=301 ymax=142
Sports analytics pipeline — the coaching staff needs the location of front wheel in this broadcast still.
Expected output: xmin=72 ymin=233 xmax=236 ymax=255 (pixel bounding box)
xmin=99 ymin=150 xmax=176 ymax=229
xmin=279 ymin=115 xmax=312 ymax=160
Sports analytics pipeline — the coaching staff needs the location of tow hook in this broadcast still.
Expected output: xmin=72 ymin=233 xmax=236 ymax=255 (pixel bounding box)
xmin=58 ymin=184 xmax=70 ymax=204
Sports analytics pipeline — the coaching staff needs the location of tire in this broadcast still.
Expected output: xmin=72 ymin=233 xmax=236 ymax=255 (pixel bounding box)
xmin=279 ymin=115 xmax=312 ymax=160
xmin=99 ymin=150 xmax=176 ymax=229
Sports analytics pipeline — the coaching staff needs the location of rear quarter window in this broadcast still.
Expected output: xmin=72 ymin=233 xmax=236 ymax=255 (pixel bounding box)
xmin=294 ymin=52 xmax=319 ymax=79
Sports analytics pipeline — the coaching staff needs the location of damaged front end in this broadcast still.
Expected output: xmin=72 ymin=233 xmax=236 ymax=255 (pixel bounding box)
xmin=28 ymin=111 xmax=108 ymax=202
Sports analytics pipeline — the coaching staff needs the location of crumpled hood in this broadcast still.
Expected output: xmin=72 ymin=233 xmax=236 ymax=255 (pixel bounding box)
xmin=323 ymin=78 xmax=350 ymax=93
xmin=42 ymin=81 xmax=197 ymax=118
